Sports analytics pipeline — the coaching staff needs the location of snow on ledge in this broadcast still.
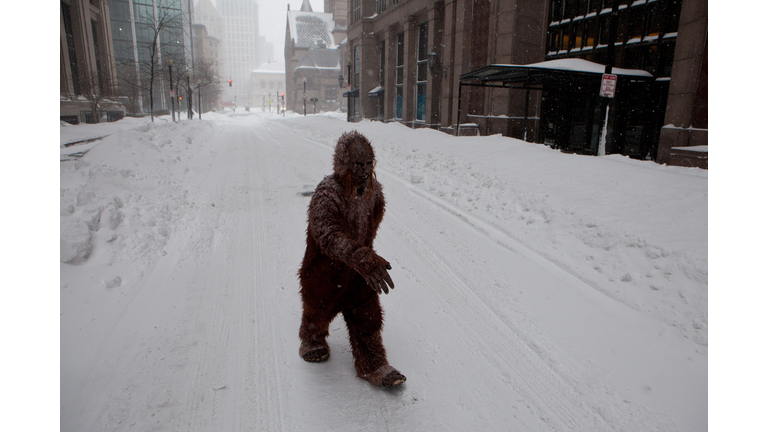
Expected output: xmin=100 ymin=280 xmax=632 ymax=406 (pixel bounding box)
xmin=671 ymin=146 xmax=708 ymax=153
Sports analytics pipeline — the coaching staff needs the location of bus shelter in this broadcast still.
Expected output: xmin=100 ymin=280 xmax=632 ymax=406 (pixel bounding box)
xmin=457 ymin=59 xmax=659 ymax=157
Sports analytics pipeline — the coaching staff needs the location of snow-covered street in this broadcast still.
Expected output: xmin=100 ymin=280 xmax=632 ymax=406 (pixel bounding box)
xmin=59 ymin=110 xmax=707 ymax=431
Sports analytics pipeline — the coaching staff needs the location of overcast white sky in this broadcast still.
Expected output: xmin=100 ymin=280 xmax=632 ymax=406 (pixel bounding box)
xmin=205 ymin=0 xmax=326 ymax=63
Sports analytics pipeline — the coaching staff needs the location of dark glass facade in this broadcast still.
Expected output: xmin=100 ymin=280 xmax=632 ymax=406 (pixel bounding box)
xmin=109 ymin=0 xmax=187 ymax=112
xmin=542 ymin=0 xmax=683 ymax=159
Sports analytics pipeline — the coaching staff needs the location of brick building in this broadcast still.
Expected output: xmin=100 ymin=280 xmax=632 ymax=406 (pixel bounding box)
xmin=284 ymin=0 xmax=348 ymax=114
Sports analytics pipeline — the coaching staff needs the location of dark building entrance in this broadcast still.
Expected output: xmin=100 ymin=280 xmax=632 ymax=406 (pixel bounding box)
xmin=540 ymin=75 xmax=668 ymax=159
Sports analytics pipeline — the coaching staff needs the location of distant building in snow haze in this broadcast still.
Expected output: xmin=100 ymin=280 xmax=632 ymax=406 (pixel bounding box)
xmin=216 ymin=0 xmax=273 ymax=108
xmin=343 ymin=0 xmax=707 ymax=168
xmin=249 ymin=61 xmax=286 ymax=112
xmin=284 ymin=0 xmax=347 ymax=114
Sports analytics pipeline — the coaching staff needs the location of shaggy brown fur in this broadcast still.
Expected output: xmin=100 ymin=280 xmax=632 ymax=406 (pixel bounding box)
xmin=298 ymin=131 xmax=405 ymax=386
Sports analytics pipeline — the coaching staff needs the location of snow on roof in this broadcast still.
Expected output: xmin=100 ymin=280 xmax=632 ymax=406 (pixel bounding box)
xmin=295 ymin=49 xmax=340 ymax=72
xmin=512 ymin=58 xmax=653 ymax=77
xmin=287 ymin=10 xmax=336 ymax=49
xmin=252 ymin=61 xmax=286 ymax=74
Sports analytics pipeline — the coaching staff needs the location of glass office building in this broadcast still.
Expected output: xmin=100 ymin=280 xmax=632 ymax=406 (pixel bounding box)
xmin=109 ymin=0 xmax=192 ymax=113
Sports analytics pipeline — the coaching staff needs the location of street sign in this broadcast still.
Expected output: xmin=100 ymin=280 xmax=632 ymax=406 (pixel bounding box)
xmin=170 ymin=90 xmax=175 ymax=96
xmin=600 ymin=74 xmax=617 ymax=98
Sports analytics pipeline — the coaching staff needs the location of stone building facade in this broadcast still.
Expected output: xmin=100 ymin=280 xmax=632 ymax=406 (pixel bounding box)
xmin=284 ymin=0 xmax=347 ymax=113
xmin=60 ymin=0 xmax=124 ymax=123
xmin=345 ymin=0 xmax=707 ymax=166
xmin=249 ymin=62 xmax=286 ymax=112
xmin=346 ymin=0 xmax=548 ymax=133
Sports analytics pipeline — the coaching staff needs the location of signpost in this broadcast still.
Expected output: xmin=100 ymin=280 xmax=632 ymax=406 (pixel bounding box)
xmin=600 ymin=74 xmax=617 ymax=98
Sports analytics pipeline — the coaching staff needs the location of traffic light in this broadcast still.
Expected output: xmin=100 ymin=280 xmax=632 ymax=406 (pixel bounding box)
xmin=281 ymin=93 xmax=284 ymax=100
xmin=228 ymin=79 xmax=232 ymax=87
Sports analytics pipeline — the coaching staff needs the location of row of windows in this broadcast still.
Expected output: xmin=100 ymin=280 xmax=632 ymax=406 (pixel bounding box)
xmin=353 ymin=0 xmax=402 ymax=23
xmin=548 ymin=0 xmax=680 ymax=54
xmin=365 ymin=22 xmax=425 ymax=121
xmin=547 ymin=0 xmax=680 ymax=77
xmin=353 ymin=0 xmax=361 ymax=23
xmin=258 ymin=81 xmax=282 ymax=90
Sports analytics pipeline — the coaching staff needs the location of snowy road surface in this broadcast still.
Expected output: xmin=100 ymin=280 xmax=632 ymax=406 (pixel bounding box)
xmin=60 ymin=111 xmax=707 ymax=431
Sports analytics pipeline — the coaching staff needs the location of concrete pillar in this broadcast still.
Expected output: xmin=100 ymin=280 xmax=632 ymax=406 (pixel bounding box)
xmin=657 ymin=0 xmax=708 ymax=163
xmin=382 ymin=25 xmax=398 ymax=121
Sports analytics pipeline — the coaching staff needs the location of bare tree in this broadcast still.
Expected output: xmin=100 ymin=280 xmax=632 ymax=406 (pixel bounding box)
xmin=185 ymin=57 xmax=221 ymax=116
xmin=196 ymin=57 xmax=223 ymax=113
xmin=114 ymin=3 xmax=183 ymax=122
xmin=79 ymin=68 xmax=114 ymax=124
xmin=115 ymin=63 xmax=144 ymax=115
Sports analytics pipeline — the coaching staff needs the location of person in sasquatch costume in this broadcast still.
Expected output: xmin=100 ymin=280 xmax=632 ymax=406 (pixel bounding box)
xmin=298 ymin=131 xmax=406 ymax=387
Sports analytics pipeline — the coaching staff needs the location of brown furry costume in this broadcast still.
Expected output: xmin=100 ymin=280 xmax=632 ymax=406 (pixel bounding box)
xmin=298 ymin=131 xmax=405 ymax=387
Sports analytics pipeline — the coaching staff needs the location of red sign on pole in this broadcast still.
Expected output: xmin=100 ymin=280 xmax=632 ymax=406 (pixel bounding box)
xmin=600 ymin=74 xmax=617 ymax=98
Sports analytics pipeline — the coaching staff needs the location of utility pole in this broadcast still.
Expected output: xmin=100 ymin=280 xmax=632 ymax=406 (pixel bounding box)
xmin=347 ymin=60 xmax=351 ymax=122
xmin=597 ymin=0 xmax=620 ymax=156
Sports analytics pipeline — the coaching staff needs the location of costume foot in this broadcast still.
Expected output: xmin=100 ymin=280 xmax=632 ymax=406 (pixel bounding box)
xmin=302 ymin=347 xmax=329 ymax=362
xmin=299 ymin=341 xmax=330 ymax=363
xmin=361 ymin=365 xmax=406 ymax=387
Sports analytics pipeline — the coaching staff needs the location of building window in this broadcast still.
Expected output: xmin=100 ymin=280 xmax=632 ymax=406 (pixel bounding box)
xmin=550 ymin=0 xmax=563 ymax=22
xmin=354 ymin=44 xmax=361 ymax=117
xmin=415 ymin=23 xmax=428 ymax=121
xmin=353 ymin=44 xmax=361 ymax=90
xmin=379 ymin=39 xmax=385 ymax=87
xmin=353 ymin=0 xmax=361 ymax=23
xmin=61 ymin=2 xmax=80 ymax=95
xmin=627 ymin=4 xmax=646 ymax=42
xmin=91 ymin=20 xmax=104 ymax=93
xmin=325 ymin=85 xmax=337 ymax=101
xmin=395 ymin=32 xmax=404 ymax=120
xmin=645 ymin=1 xmax=661 ymax=39
xmin=376 ymin=0 xmax=387 ymax=14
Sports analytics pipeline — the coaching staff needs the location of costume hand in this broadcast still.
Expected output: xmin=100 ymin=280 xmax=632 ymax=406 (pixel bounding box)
xmin=363 ymin=264 xmax=395 ymax=295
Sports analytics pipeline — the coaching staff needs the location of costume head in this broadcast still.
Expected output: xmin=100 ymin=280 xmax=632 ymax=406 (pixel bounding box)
xmin=333 ymin=131 xmax=377 ymax=197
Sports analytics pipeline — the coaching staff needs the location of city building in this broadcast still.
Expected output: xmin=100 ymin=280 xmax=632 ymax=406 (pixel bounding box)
xmin=60 ymin=0 xmax=125 ymax=123
xmin=345 ymin=0 xmax=707 ymax=167
xmin=249 ymin=61 xmax=286 ymax=112
xmin=294 ymin=40 xmax=343 ymax=114
xmin=217 ymin=0 xmax=270 ymax=107
xmin=192 ymin=23 xmax=221 ymax=112
xmin=284 ymin=0 xmax=345 ymax=113
xmin=109 ymin=0 xmax=194 ymax=115
xmin=195 ymin=0 xmax=229 ymax=103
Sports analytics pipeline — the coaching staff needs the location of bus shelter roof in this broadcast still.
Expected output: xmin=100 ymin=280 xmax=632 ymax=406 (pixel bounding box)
xmin=459 ymin=58 xmax=654 ymax=87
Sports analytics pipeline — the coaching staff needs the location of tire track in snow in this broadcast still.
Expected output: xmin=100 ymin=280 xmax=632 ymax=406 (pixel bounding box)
xmin=245 ymin=124 xmax=287 ymax=431
xmin=383 ymin=205 xmax=615 ymax=431
xmin=266 ymin=118 xmax=675 ymax=431
xmin=179 ymin=131 xmax=259 ymax=432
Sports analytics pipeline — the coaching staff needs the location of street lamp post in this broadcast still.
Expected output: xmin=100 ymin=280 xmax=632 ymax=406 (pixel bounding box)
xmin=303 ymin=77 xmax=307 ymax=117
xmin=184 ymin=71 xmax=192 ymax=119
xmin=167 ymin=58 xmax=175 ymax=122
xmin=197 ymin=79 xmax=202 ymax=119
xmin=347 ymin=60 xmax=352 ymax=122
